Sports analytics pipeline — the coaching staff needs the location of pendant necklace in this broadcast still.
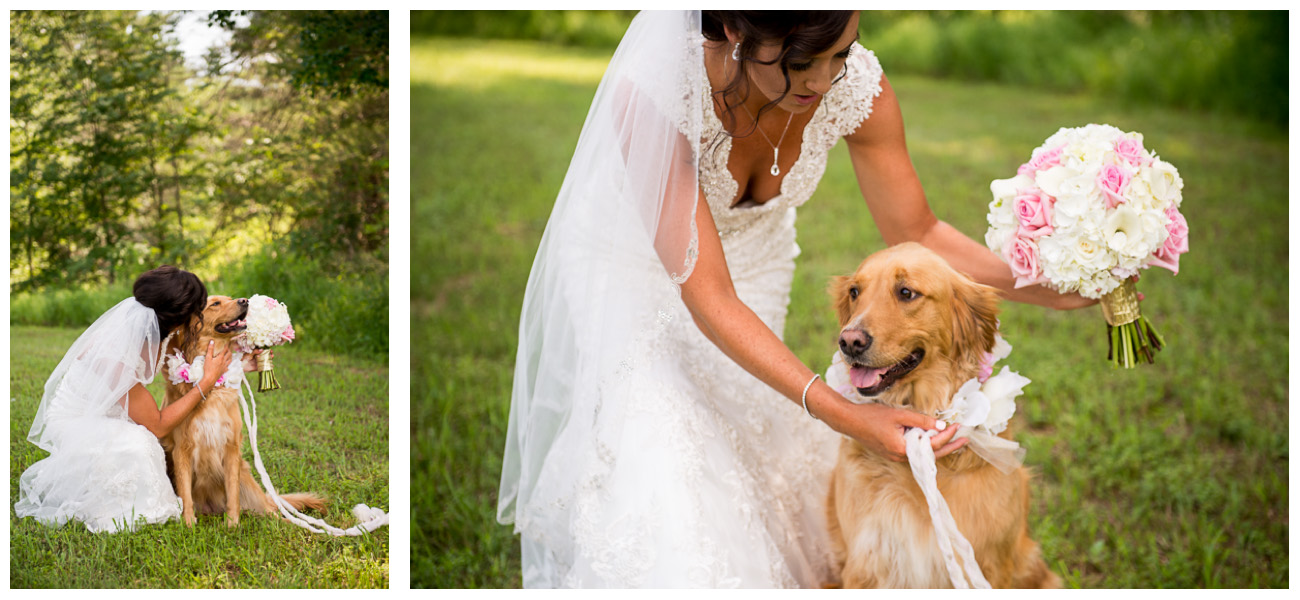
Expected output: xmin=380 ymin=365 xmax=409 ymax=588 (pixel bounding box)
xmin=741 ymin=104 xmax=794 ymax=176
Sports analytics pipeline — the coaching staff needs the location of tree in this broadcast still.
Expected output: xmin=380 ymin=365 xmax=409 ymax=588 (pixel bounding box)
xmin=10 ymin=11 xmax=200 ymax=288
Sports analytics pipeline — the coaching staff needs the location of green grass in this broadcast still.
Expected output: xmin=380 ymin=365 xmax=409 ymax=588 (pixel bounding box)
xmin=411 ymin=37 xmax=1288 ymax=588
xmin=10 ymin=325 xmax=391 ymax=588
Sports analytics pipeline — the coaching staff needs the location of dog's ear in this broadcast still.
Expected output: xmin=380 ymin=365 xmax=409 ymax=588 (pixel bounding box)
xmin=950 ymin=275 xmax=1001 ymax=359
xmin=829 ymin=274 xmax=856 ymax=326
xmin=176 ymin=313 xmax=201 ymax=359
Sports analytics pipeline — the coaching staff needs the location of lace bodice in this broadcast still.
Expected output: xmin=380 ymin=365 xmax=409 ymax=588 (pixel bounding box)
xmin=699 ymin=43 xmax=884 ymax=242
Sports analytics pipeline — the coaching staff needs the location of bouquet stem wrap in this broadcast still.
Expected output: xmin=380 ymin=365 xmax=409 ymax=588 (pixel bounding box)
xmin=1101 ymin=279 xmax=1165 ymax=368
xmin=256 ymin=351 xmax=280 ymax=392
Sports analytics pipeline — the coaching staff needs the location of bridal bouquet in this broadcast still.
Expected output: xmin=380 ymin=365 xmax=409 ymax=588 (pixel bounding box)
xmin=985 ymin=124 xmax=1188 ymax=368
xmin=236 ymin=294 xmax=296 ymax=391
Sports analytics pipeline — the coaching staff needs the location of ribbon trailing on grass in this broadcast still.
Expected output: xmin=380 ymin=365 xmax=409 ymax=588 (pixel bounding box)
xmin=238 ymin=379 xmax=389 ymax=536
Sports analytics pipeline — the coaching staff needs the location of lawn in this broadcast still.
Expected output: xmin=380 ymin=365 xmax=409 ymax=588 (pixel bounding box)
xmin=10 ymin=325 xmax=391 ymax=588
xmin=411 ymin=37 xmax=1288 ymax=588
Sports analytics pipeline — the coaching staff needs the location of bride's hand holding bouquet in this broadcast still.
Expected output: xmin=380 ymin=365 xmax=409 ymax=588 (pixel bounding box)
xmin=986 ymin=124 xmax=1188 ymax=368
xmin=236 ymin=294 xmax=296 ymax=391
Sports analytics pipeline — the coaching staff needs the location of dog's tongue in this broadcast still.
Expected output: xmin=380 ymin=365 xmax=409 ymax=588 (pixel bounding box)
xmin=849 ymin=365 xmax=888 ymax=389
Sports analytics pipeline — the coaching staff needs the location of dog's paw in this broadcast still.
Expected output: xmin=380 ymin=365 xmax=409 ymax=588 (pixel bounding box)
xmin=225 ymin=514 xmax=240 ymax=528
xmin=183 ymin=513 xmax=197 ymax=527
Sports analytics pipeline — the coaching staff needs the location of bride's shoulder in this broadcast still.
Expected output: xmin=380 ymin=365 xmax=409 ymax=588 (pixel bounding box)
xmin=824 ymin=42 xmax=886 ymax=137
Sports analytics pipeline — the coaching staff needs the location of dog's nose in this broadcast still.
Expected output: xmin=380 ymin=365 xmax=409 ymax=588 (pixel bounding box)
xmin=839 ymin=329 xmax=872 ymax=357
xmin=237 ymin=298 xmax=248 ymax=307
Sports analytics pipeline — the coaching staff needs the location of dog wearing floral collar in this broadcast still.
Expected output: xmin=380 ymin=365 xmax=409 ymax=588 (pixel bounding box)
xmin=823 ymin=243 xmax=1059 ymax=588
xmin=160 ymin=295 xmax=324 ymax=527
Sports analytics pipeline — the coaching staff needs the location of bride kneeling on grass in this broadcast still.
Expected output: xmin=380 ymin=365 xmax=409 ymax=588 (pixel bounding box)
xmin=14 ymin=265 xmax=261 ymax=533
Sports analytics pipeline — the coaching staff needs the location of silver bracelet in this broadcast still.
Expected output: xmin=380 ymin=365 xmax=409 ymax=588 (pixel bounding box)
xmin=196 ymin=384 xmax=208 ymax=402
xmin=801 ymin=373 xmax=821 ymax=420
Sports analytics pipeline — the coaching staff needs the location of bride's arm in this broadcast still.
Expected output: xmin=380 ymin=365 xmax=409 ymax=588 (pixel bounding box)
xmin=844 ymin=74 xmax=1094 ymax=310
xmin=127 ymin=341 xmax=232 ymax=439
xmin=678 ymin=190 xmax=965 ymax=462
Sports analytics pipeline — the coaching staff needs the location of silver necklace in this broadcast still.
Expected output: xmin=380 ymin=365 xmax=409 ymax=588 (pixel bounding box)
xmin=741 ymin=104 xmax=794 ymax=176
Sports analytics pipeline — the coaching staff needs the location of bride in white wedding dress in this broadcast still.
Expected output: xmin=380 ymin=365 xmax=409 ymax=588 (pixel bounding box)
xmin=497 ymin=11 xmax=1091 ymax=588
xmin=15 ymin=266 xmax=240 ymax=533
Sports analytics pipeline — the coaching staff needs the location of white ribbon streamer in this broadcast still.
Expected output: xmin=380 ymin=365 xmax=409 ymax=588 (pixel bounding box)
xmin=905 ymin=427 xmax=991 ymax=589
xmin=238 ymin=379 xmax=389 ymax=536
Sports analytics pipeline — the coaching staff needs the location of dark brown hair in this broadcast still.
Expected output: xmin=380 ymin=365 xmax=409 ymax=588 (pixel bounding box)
xmin=133 ymin=265 xmax=207 ymax=354
xmin=702 ymin=11 xmax=856 ymax=135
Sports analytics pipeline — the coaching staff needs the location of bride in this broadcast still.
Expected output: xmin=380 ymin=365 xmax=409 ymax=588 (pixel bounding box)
xmin=14 ymin=265 xmax=255 ymax=533
xmin=497 ymin=11 xmax=1091 ymax=587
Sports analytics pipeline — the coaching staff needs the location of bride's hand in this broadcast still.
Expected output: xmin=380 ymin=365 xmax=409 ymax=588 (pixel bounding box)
xmin=833 ymin=401 xmax=967 ymax=462
xmin=242 ymin=348 xmax=272 ymax=373
xmin=200 ymin=341 xmax=234 ymax=388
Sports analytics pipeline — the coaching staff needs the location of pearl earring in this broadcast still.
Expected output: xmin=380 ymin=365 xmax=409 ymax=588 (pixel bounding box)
xmin=732 ymin=42 xmax=740 ymax=61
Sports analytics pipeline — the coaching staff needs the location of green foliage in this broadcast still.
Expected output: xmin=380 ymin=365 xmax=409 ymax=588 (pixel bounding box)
xmin=411 ymin=38 xmax=1288 ymax=589
xmin=218 ymin=249 xmax=390 ymax=359
xmin=10 ymin=10 xmax=388 ymax=333
xmin=10 ymin=11 xmax=205 ymax=289
xmin=10 ymin=326 xmax=390 ymax=588
xmin=412 ymin=10 xmax=1287 ymax=125
xmin=10 ymin=10 xmax=388 ymax=358
xmin=862 ymin=10 xmax=1287 ymax=125
xmin=412 ymin=10 xmax=636 ymax=47
xmin=210 ymin=10 xmax=389 ymax=97
xmin=8 ymin=248 xmax=388 ymax=360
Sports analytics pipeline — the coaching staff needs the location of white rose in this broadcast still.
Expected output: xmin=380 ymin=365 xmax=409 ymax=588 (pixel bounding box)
xmin=1146 ymin=158 xmax=1183 ymax=208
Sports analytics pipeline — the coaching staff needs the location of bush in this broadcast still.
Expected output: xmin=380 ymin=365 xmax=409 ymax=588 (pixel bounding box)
xmin=413 ymin=10 xmax=1287 ymax=125
xmin=9 ymin=249 xmax=388 ymax=360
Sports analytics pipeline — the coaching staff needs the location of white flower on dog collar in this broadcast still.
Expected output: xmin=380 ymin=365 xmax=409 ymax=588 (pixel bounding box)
xmin=939 ymin=365 xmax=1029 ymax=437
xmin=164 ymin=349 xmax=245 ymax=389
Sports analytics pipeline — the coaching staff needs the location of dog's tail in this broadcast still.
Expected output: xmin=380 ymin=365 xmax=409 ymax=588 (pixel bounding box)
xmin=238 ymin=467 xmax=328 ymax=514
xmin=278 ymin=492 xmax=328 ymax=512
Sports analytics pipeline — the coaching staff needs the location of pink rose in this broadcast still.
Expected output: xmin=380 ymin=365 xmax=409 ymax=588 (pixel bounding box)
xmin=1113 ymin=137 xmax=1150 ymax=167
xmin=177 ymin=365 xmax=190 ymax=382
xmin=1003 ymin=236 xmax=1050 ymax=289
xmin=1013 ymin=188 xmax=1055 ymax=238
xmin=1147 ymin=206 xmax=1189 ymax=275
xmin=1016 ymin=144 xmax=1065 ymax=176
xmin=1096 ymin=163 xmax=1132 ymax=209
xmin=281 ymin=325 xmax=296 ymax=342
xmin=977 ymin=352 xmax=996 ymax=383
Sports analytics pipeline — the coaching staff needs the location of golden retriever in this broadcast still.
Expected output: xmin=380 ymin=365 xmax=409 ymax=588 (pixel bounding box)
xmin=824 ymin=243 xmax=1059 ymax=588
xmin=160 ymin=295 xmax=325 ymax=527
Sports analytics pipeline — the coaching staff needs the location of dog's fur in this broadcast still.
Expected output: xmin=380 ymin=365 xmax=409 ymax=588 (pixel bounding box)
xmin=160 ymin=295 xmax=325 ymax=527
xmin=824 ymin=243 xmax=1059 ymax=588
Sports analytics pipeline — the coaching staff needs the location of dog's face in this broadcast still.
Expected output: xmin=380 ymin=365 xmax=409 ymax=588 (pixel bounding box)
xmin=830 ymin=243 xmax=1000 ymax=403
xmin=196 ymin=295 xmax=249 ymax=341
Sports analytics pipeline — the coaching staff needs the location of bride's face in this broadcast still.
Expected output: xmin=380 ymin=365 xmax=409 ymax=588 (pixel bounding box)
xmin=743 ymin=11 xmax=861 ymax=114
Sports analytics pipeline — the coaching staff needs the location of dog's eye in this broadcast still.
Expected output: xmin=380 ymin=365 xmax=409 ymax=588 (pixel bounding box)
xmin=848 ymin=286 xmax=859 ymax=301
xmin=898 ymin=287 xmax=919 ymax=301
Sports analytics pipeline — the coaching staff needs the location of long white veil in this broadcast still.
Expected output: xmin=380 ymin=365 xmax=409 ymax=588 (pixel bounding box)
xmin=27 ymin=298 xmax=163 ymax=450
xmin=497 ymin=9 xmax=705 ymax=530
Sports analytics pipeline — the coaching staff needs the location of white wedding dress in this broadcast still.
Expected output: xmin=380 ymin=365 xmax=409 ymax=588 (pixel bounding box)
xmin=498 ymin=11 xmax=884 ymax=588
xmin=15 ymin=299 xmax=182 ymax=533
